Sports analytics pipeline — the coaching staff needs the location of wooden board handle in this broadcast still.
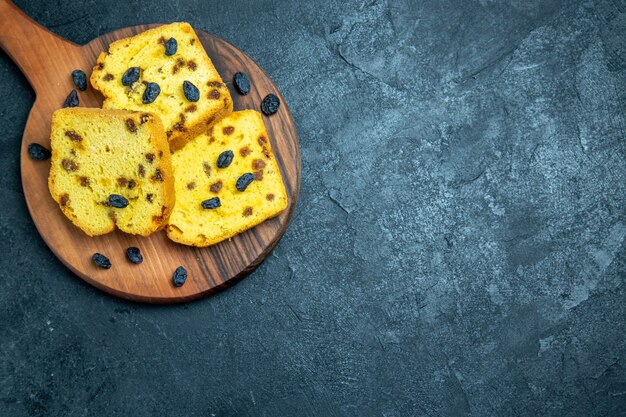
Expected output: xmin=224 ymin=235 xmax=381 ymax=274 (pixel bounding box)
xmin=0 ymin=0 xmax=80 ymax=93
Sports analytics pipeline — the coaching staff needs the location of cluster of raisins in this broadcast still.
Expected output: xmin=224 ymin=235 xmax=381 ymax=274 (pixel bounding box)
xmin=91 ymin=248 xmax=187 ymax=287
xmin=232 ymin=71 xmax=280 ymax=115
xmin=200 ymin=149 xmax=256 ymax=209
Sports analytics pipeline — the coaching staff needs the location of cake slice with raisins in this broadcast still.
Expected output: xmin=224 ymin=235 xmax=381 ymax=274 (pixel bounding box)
xmin=48 ymin=108 xmax=175 ymax=236
xmin=90 ymin=22 xmax=233 ymax=151
xmin=166 ymin=110 xmax=288 ymax=247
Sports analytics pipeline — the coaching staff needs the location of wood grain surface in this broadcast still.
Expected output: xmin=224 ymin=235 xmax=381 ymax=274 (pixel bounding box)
xmin=0 ymin=0 xmax=301 ymax=303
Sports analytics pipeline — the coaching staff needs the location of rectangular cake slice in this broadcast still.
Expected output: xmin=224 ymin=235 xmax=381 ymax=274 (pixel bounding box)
xmin=90 ymin=22 xmax=233 ymax=151
xmin=166 ymin=110 xmax=288 ymax=246
xmin=48 ymin=108 xmax=175 ymax=236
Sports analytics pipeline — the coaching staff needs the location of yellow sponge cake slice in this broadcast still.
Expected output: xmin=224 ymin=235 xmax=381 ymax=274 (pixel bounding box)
xmin=166 ymin=110 xmax=288 ymax=246
xmin=48 ymin=108 xmax=175 ymax=236
xmin=90 ymin=22 xmax=233 ymax=151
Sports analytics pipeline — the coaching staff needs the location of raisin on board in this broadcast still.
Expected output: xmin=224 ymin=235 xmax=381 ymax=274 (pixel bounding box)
xmin=173 ymin=266 xmax=187 ymax=287
xmin=92 ymin=253 xmax=112 ymax=269
xmin=63 ymin=89 xmax=79 ymax=108
xmin=216 ymin=150 xmax=234 ymax=168
xmin=28 ymin=143 xmax=51 ymax=161
xmin=126 ymin=247 xmax=143 ymax=264
xmin=165 ymin=37 xmax=178 ymax=56
xmin=183 ymin=81 xmax=200 ymax=102
xmin=142 ymin=82 xmax=160 ymax=104
xmin=260 ymin=93 xmax=280 ymax=115
xmin=122 ymin=67 xmax=140 ymax=86
xmin=236 ymin=173 xmax=255 ymax=191
xmin=109 ymin=194 xmax=129 ymax=208
xmin=201 ymin=197 xmax=221 ymax=209
xmin=233 ymin=72 xmax=250 ymax=95
xmin=71 ymin=70 xmax=87 ymax=91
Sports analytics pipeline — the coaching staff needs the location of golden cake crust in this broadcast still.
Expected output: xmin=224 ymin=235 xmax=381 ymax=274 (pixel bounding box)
xmin=48 ymin=108 xmax=175 ymax=236
xmin=166 ymin=110 xmax=288 ymax=246
xmin=90 ymin=22 xmax=233 ymax=151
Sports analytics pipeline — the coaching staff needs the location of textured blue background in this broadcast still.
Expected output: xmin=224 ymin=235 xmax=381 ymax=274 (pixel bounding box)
xmin=1 ymin=0 xmax=625 ymax=415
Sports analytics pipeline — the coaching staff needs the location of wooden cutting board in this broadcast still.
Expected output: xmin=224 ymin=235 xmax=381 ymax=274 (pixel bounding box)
xmin=0 ymin=0 xmax=301 ymax=303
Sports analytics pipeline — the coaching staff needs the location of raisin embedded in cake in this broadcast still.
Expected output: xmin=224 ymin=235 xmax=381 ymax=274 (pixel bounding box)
xmin=90 ymin=22 xmax=233 ymax=151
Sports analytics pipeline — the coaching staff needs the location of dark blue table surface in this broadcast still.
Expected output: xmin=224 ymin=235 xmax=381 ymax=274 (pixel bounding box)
xmin=1 ymin=0 xmax=625 ymax=416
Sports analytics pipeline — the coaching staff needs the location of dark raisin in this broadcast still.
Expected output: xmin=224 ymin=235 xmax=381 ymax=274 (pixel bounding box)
xmin=216 ymin=150 xmax=234 ymax=168
xmin=266 ymin=193 xmax=275 ymax=201
xmin=103 ymin=73 xmax=114 ymax=81
xmin=185 ymin=104 xmax=197 ymax=113
xmin=60 ymin=194 xmax=69 ymax=206
xmin=173 ymin=266 xmax=187 ymax=287
xmin=79 ymin=176 xmax=90 ymax=187
xmin=201 ymin=197 xmax=221 ymax=209
xmin=208 ymin=89 xmax=220 ymax=100
xmin=122 ymin=67 xmax=140 ymax=86
xmin=239 ymin=147 xmax=251 ymax=157
xmin=243 ymin=207 xmax=253 ymax=216
xmin=183 ymin=81 xmax=200 ymax=102
xmin=233 ymin=72 xmax=250 ymax=95
xmin=187 ymin=61 xmax=197 ymax=71
xmin=165 ymin=37 xmax=178 ymax=56
xmin=138 ymin=164 xmax=145 ymax=177
xmin=260 ymin=93 xmax=280 ymax=115
xmin=117 ymin=177 xmax=128 ymax=187
xmin=146 ymin=193 xmax=154 ymax=203
xmin=28 ymin=143 xmax=51 ymax=161
xmin=126 ymin=247 xmax=143 ymax=264
xmin=145 ymin=153 xmax=155 ymax=163
xmin=65 ymin=130 xmax=82 ymax=142
xmin=92 ymin=253 xmax=111 ymax=269
xmin=142 ymin=82 xmax=161 ymax=104
xmin=236 ymin=173 xmax=255 ymax=191
xmin=109 ymin=194 xmax=129 ymax=208
xmin=254 ymin=170 xmax=263 ymax=180
xmin=63 ymin=89 xmax=79 ymax=108
xmin=222 ymin=126 xmax=234 ymax=135
xmin=125 ymin=118 xmax=137 ymax=133
xmin=210 ymin=181 xmax=222 ymax=193
xmin=127 ymin=180 xmax=136 ymax=190
xmin=187 ymin=182 xmax=196 ymax=190
xmin=71 ymin=69 xmax=87 ymax=91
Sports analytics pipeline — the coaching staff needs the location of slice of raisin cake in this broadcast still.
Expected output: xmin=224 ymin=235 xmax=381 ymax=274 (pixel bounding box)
xmin=90 ymin=22 xmax=233 ymax=151
xmin=48 ymin=108 xmax=175 ymax=236
xmin=166 ymin=110 xmax=288 ymax=247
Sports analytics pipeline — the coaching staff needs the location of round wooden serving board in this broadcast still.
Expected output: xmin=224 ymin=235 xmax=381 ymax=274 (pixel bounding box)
xmin=0 ymin=1 xmax=301 ymax=303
